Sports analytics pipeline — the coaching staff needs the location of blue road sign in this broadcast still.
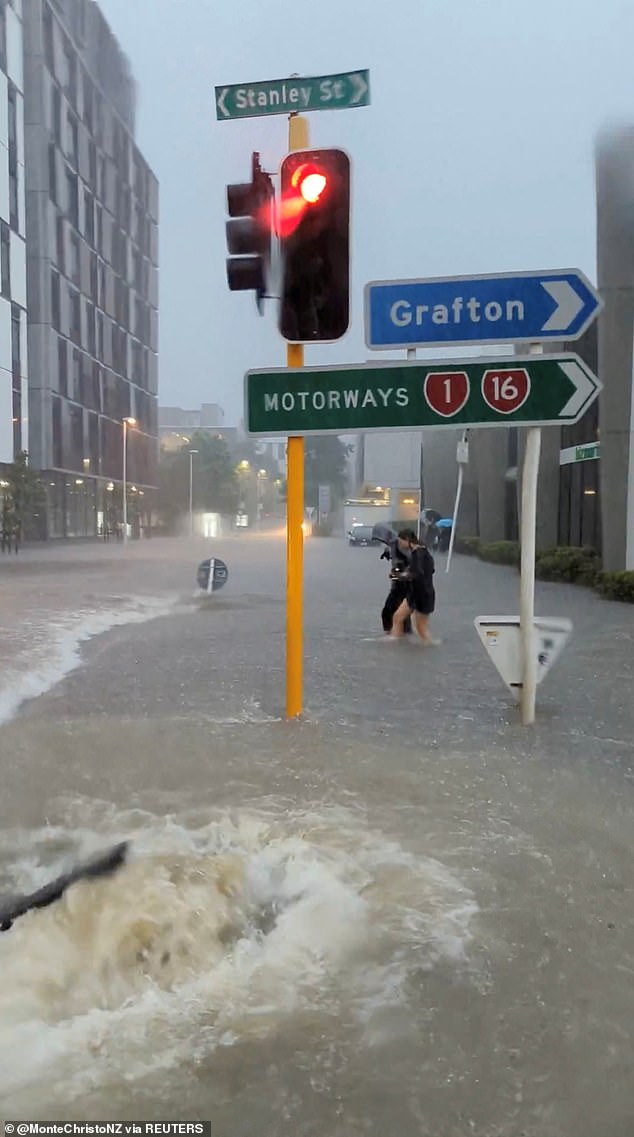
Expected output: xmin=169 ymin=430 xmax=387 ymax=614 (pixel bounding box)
xmin=364 ymin=269 xmax=603 ymax=350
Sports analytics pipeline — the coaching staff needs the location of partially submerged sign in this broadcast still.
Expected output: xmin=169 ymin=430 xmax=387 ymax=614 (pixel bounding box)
xmin=474 ymin=615 xmax=573 ymax=700
xmin=197 ymin=558 xmax=229 ymax=594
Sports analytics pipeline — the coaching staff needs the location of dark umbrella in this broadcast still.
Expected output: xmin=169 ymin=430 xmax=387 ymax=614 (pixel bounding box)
xmin=372 ymin=523 xmax=398 ymax=546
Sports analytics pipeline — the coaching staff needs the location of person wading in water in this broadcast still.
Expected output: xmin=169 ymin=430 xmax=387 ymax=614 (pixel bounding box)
xmin=390 ymin=529 xmax=440 ymax=645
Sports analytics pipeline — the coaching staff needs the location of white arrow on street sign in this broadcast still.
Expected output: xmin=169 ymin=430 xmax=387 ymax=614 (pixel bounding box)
xmin=558 ymin=360 xmax=598 ymax=419
xmin=217 ymin=88 xmax=230 ymax=118
xmin=541 ymin=280 xmax=585 ymax=332
xmin=474 ymin=615 xmax=573 ymax=701
xmin=349 ymin=71 xmax=369 ymax=104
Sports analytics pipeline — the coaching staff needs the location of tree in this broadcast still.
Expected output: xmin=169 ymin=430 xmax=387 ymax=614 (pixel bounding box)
xmin=303 ymin=435 xmax=352 ymax=510
xmin=1 ymin=452 xmax=45 ymax=551
xmin=157 ymin=432 xmax=239 ymax=529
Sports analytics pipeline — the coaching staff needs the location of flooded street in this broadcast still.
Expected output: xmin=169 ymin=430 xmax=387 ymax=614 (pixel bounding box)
xmin=1 ymin=536 xmax=633 ymax=1135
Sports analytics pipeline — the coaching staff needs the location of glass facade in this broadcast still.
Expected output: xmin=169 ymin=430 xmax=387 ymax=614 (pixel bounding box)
xmin=25 ymin=0 xmax=159 ymax=538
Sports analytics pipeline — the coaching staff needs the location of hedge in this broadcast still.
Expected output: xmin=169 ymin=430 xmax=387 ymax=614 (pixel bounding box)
xmin=595 ymin=571 xmax=634 ymax=603
xmin=455 ymin=537 xmax=634 ymax=603
xmin=534 ymin=546 xmax=600 ymax=585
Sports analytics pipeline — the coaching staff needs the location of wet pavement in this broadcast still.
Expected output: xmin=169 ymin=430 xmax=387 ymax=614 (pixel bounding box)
xmin=0 ymin=534 xmax=633 ymax=1135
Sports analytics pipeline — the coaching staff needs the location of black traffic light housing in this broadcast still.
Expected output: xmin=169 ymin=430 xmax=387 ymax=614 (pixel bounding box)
xmin=226 ymin=153 xmax=275 ymax=313
xmin=278 ymin=147 xmax=351 ymax=343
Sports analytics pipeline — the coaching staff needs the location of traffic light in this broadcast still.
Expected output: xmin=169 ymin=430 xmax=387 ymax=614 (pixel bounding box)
xmin=225 ymin=153 xmax=274 ymax=313
xmin=278 ymin=148 xmax=351 ymax=343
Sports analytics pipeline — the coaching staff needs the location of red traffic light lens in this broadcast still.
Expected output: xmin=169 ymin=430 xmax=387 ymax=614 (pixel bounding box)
xmin=291 ymin=164 xmax=328 ymax=204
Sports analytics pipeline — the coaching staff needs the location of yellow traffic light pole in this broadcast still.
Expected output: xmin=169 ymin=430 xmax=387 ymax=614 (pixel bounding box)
xmin=285 ymin=112 xmax=309 ymax=718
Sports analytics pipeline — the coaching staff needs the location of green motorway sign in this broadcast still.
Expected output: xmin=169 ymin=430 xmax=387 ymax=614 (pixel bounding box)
xmin=215 ymin=70 xmax=370 ymax=121
xmin=245 ymin=355 xmax=602 ymax=437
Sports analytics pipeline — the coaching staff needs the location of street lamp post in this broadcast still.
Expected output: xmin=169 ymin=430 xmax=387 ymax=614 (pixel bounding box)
xmin=122 ymin=417 xmax=136 ymax=545
xmin=189 ymin=449 xmax=199 ymax=537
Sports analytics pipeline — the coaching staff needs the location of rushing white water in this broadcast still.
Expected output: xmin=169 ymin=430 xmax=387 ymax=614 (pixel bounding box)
xmin=0 ymin=803 xmax=478 ymax=1112
xmin=0 ymin=594 xmax=181 ymax=726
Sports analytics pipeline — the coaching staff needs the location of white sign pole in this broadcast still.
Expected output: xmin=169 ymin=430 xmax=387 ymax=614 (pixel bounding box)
xmin=519 ymin=345 xmax=543 ymax=725
xmin=446 ymin=430 xmax=468 ymax=575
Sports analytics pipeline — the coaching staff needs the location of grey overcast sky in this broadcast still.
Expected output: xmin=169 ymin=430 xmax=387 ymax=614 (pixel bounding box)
xmin=98 ymin=0 xmax=634 ymax=426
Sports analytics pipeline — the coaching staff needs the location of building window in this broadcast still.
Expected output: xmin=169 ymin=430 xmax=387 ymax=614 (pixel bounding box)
xmin=63 ymin=38 xmax=77 ymax=105
xmin=84 ymin=189 xmax=94 ymax=246
xmin=85 ymin=299 xmax=96 ymax=355
xmin=98 ymin=259 xmax=106 ymax=309
xmin=99 ymin=155 xmax=107 ymax=200
xmin=69 ymin=286 xmax=81 ymax=344
xmin=67 ymin=110 xmax=78 ymax=166
xmin=0 ymin=3 xmax=7 ymax=74
xmin=66 ymin=168 xmax=78 ymax=228
xmin=69 ymin=403 xmax=83 ymax=472
xmin=95 ymin=204 xmax=103 ymax=255
xmin=96 ymin=310 xmax=104 ymax=360
xmin=12 ymin=384 xmax=21 ymax=455
xmin=58 ymin=335 xmax=68 ymax=397
xmin=77 ymin=0 xmax=87 ymax=44
xmin=52 ymin=84 xmax=62 ymax=145
xmin=69 ymin=230 xmax=80 ymax=285
xmin=88 ymin=408 xmax=99 ymax=471
xmin=8 ymin=84 xmax=17 ymax=161
xmin=91 ymin=361 xmax=101 ymax=413
xmin=1 ymin=222 xmax=10 ymax=297
xmin=93 ymin=90 xmax=103 ymax=145
xmin=11 ymin=304 xmax=20 ymax=375
xmin=88 ymin=140 xmax=97 ymax=189
xmin=83 ymin=71 xmax=94 ymax=132
xmin=55 ymin=213 xmax=64 ymax=272
xmin=89 ymin=250 xmax=97 ymax=302
xmin=11 ymin=303 xmax=21 ymax=453
xmin=52 ymin=395 xmax=63 ymax=468
xmin=71 ymin=346 xmax=80 ymax=400
xmin=9 ymin=167 xmax=18 ymax=232
xmin=43 ymin=6 xmax=55 ymax=74
xmin=48 ymin=142 xmax=57 ymax=203
xmin=51 ymin=269 xmax=61 ymax=330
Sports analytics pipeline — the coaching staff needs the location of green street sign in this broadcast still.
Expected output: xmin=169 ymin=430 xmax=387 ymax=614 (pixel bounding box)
xmin=215 ymin=70 xmax=370 ymax=121
xmin=245 ymin=354 xmax=602 ymax=437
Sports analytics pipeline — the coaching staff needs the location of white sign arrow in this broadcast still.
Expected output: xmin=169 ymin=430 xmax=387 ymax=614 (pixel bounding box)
xmin=541 ymin=279 xmax=585 ymax=333
xmin=559 ymin=360 xmax=598 ymax=418
xmin=216 ymin=88 xmax=230 ymax=118
xmin=349 ymin=72 xmax=369 ymax=105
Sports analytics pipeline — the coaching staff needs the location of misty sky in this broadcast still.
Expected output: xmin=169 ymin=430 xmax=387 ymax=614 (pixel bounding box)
xmin=98 ymin=0 xmax=634 ymax=426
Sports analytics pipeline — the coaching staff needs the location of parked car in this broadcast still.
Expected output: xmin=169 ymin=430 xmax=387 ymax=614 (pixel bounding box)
xmin=348 ymin=524 xmax=380 ymax=547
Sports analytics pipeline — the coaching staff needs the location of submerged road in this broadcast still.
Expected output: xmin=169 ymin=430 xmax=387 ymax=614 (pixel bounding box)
xmin=0 ymin=533 xmax=633 ymax=1135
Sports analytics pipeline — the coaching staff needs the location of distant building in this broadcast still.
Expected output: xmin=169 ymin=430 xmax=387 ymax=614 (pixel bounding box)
xmin=24 ymin=0 xmax=159 ymax=537
xmin=0 ymin=0 xmax=28 ymax=475
xmin=158 ymin=403 xmax=237 ymax=452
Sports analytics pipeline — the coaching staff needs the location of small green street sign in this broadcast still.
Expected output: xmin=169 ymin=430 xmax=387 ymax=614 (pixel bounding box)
xmin=215 ymin=70 xmax=370 ymax=121
xmin=560 ymin=440 xmax=600 ymax=465
xmin=245 ymin=355 xmax=602 ymax=437
xmin=575 ymin=442 xmax=600 ymax=461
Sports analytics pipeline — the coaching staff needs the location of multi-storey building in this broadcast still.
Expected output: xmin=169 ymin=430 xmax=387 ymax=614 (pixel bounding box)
xmin=23 ymin=0 xmax=158 ymax=537
xmin=0 ymin=0 xmax=28 ymax=475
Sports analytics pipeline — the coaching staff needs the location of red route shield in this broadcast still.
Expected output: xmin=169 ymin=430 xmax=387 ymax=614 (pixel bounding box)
xmin=481 ymin=368 xmax=530 ymax=414
xmin=423 ymin=370 xmax=470 ymax=418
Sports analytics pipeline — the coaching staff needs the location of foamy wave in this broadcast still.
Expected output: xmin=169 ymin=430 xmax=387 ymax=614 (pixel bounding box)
xmin=0 ymin=803 xmax=478 ymax=1110
xmin=0 ymin=595 xmax=180 ymax=726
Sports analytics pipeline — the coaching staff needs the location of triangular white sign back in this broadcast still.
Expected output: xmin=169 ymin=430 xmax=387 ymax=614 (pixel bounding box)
xmin=474 ymin=615 xmax=573 ymax=701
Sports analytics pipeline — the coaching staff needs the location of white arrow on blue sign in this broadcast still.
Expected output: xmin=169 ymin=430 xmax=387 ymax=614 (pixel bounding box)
xmin=364 ymin=269 xmax=603 ymax=350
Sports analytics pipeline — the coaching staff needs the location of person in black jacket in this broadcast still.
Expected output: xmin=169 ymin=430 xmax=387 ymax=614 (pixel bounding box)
xmin=380 ymin=536 xmax=412 ymax=635
xmin=390 ymin=529 xmax=439 ymax=643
